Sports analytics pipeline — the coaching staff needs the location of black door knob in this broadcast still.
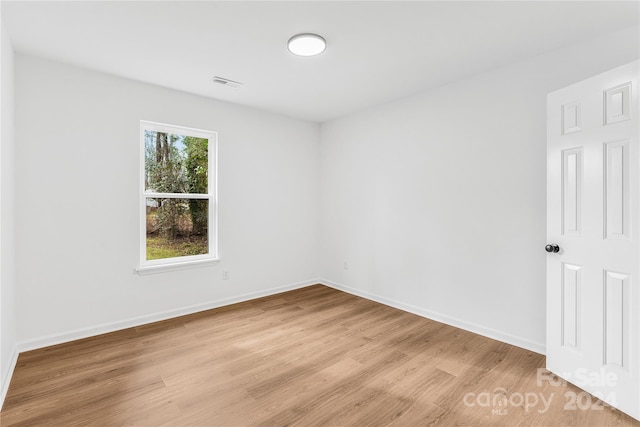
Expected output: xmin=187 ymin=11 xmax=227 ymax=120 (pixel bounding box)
xmin=545 ymin=244 xmax=560 ymax=253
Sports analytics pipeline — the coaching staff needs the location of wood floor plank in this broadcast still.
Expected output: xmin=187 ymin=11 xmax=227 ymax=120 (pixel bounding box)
xmin=2 ymin=284 xmax=638 ymax=426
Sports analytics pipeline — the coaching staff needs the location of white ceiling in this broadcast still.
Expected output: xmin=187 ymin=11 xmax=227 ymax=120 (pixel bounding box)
xmin=3 ymin=1 xmax=639 ymax=123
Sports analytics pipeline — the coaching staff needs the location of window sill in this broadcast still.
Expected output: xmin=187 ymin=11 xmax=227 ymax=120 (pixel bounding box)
xmin=136 ymin=258 xmax=220 ymax=275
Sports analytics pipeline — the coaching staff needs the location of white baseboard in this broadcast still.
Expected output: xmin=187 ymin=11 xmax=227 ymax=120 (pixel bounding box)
xmin=319 ymin=278 xmax=546 ymax=355
xmin=18 ymin=278 xmax=320 ymax=353
xmin=1 ymin=278 xmax=318 ymax=410
xmin=4 ymin=277 xmax=545 ymax=410
xmin=1 ymin=344 xmax=19 ymax=411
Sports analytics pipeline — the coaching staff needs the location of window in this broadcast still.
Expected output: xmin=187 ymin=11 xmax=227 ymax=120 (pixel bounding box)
xmin=137 ymin=121 xmax=218 ymax=274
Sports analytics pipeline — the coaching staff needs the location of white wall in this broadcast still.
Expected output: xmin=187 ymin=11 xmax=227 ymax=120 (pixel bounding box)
xmin=9 ymin=22 xmax=640 ymax=359
xmin=0 ymin=9 xmax=18 ymax=404
xmin=319 ymin=25 xmax=640 ymax=353
xmin=15 ymin=55 xmax=320 ymax=347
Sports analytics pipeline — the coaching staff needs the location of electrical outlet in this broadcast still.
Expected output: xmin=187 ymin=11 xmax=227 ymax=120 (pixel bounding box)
xmin=344 ymin=261 xmax=349 ymax=270
xmin=223 ymin=270 xmax=230 ymax=280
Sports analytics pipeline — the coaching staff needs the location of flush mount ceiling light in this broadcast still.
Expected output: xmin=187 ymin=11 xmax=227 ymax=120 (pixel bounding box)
xmin=287 ymin=33 xmax=326 ymax=57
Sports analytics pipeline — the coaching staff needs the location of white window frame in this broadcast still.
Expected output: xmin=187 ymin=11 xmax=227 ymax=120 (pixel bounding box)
xmin=136 ymin=120 xmax=219 ymax=275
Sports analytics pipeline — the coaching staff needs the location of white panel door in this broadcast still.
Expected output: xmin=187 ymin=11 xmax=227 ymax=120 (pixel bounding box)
xmin=547 ymin=59 xmax=639 ymax=421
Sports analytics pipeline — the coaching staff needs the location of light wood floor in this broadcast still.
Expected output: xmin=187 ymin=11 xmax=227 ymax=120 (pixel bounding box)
xmin=2 ymin=285 xmax=638 ymax=426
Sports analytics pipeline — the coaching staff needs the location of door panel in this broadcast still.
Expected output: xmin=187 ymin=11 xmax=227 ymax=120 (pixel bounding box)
xmin=561 ymin=262 xmax=582 ymax=349
xmin=603 ymin=270 xmax=629 ymax=369
xmin=604 ymin=140 xmax=630 ymax=239
xmin=562 ymin=148 xmax=583 ymax=236
xmin=547 ymin=60 xmax=639 ymax=421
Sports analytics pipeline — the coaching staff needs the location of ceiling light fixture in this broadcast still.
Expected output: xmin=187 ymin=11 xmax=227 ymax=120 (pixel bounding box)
xmin=287 ymin=33 xmax=326 ymax=57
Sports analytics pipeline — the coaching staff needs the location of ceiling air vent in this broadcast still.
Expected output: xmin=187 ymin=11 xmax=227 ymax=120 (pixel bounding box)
xmin=211 ymin=76 xmax=243 ymax=89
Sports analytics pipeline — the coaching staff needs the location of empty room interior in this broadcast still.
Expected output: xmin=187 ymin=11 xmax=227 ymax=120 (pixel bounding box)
xmin=1 ymin=1 xmax=640 ymax=426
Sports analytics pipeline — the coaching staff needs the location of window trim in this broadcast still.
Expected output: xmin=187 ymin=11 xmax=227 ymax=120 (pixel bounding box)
xmin=136 ymin=120 xmax=219 ymax=275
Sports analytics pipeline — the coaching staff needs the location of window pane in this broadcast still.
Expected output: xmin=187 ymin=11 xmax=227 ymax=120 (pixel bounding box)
xmin=144 ymin=131 xmax=208 ymax=194
xmin=146 ymin=198 xmax=208 ymax=260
